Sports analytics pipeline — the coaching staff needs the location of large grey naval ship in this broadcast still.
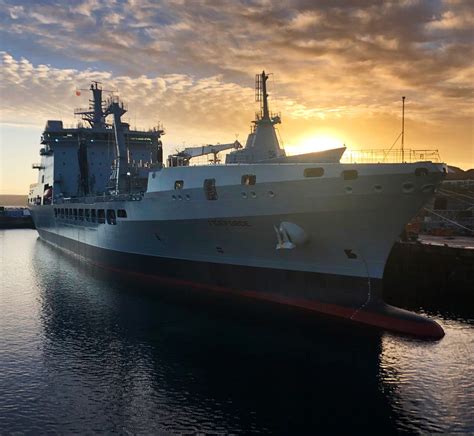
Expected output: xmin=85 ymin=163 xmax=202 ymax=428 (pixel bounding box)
xmin=29 ymin=72 xmax=447 ymax=339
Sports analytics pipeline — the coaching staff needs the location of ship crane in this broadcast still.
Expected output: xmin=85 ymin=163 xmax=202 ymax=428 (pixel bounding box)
xmin=167 ymin=141 xmax=242 ymax=167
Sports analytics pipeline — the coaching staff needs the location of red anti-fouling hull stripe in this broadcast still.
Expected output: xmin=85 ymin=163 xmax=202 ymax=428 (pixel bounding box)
xmin=96 ymin=261 xmax=445 ymax=340
xmin=38 ymin=230 xmax=444 ymax=340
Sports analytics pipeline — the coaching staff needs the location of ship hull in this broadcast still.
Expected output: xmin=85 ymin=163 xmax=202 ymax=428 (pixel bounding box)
xmin=36 ymin=226 xmax=444 ymax=340
xmin=29 ymin=162 xmax=447 ymax=339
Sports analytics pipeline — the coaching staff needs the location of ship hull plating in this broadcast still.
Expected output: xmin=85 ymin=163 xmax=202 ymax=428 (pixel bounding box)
xmin=30 ymin=162 xmax=447 ymax=339
xmin=34 ymin=225 xmax=443 ymax=340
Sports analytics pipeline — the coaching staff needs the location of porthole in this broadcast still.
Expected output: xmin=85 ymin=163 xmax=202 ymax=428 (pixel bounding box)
xmin=172 ymin=195 xmax=176 ymax=200
xmin=402 ymin=182 xmax=415 ymax=193
xmin=345 ymin=186 xmax=353 ymax=194
xmin=185 ymin=194 xmax=191 ymax=200
xmin=268 ymin=191 xmax=275 ymax=198
xmin=178 ymin=195 xmax=183 ymax=200
xmin=241 ymin=192 xmax=248 ymax=199
xmin=374 ymin=185 xmax=382 ymax=193
xmin=251 ymin=191 xmax=257 ymax=198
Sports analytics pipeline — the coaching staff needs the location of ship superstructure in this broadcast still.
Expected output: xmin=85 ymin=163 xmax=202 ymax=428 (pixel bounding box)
xmin=29 ymin=73 xmax=447 ymax=340
xmin=30 ymin=82 xmax=164 ymax=206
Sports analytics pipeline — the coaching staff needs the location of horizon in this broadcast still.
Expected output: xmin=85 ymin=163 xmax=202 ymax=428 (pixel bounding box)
xmin=1 ymin=0 xmax=473 ymax=194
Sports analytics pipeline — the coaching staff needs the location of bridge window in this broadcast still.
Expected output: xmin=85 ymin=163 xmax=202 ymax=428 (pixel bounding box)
xmin=342 ymin=170 xmax=358 ymax=180
xmin=91 ymin=209 xmax=97 ymax=223
xmin=204 ymin=178 xmax=218 ymax=201
xmin=304 ymin=167 xmax=324 ymax=178
xmin=241 ymin=174 xmax=256 ymax=185
xmin=174 ymin=180 xmax=184 ymax=190
xmin=106 ymin=209 xmax=116 ymax=225
xmin=117 ymin=209 xmax=127 ymax=218
xmin=98 ymin=209 xmax=105 ymax=224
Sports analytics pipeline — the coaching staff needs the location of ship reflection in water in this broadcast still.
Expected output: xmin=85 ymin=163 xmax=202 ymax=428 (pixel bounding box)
xmin=0 ymin=230 xmax=472 ymax=434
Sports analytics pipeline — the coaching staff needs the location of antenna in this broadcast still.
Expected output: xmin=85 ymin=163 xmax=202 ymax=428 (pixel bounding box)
xmin=401 ymin=96 xmax=405 ymax=163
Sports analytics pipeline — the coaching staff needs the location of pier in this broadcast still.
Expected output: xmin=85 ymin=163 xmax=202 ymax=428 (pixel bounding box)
xmin=384 ymin=236 xmax=473 ymax=316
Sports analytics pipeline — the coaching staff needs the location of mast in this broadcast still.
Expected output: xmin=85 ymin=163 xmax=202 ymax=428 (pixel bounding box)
xmin=401 ymin=96 xmax=405 ymax=163
xmin=226 ymin=69 xmax=285 ymax=163
xmin=256 ymin=71 xmax=271 ymax=121
xmin=261 ymin=71 xmax=269 ymax=120
xmin=74 ymin=81 xmax=108 ymax=128
xmin=91 ymin=82 xmax=104 ymax=126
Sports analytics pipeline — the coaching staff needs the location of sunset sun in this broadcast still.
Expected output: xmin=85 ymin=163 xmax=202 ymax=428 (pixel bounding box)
xmin=285 ymin=133 xmax=345 ymax=156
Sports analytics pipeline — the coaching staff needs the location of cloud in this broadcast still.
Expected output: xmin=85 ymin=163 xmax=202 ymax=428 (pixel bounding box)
xmin=0 ymin=0 xmax=472 ymax=174
xmin=0 ymin=52 xmax=255 ymax=152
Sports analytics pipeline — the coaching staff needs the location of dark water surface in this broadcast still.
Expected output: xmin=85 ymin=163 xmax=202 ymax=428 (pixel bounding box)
xmin=1 ymin=230 xmax=473 ymax=434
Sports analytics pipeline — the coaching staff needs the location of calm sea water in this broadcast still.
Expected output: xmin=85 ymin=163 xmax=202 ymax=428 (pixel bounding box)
xmin=1 ymin=230 xmax=473 ymax=434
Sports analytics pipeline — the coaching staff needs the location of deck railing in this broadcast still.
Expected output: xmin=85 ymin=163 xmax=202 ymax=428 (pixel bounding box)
xmin=56 ymin=193 xmax=144 ymax=205
xmin=341 ymin=149 xmax=441 ymax=164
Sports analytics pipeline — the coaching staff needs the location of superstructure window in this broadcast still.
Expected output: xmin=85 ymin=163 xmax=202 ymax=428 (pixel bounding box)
xmin=65 ymin=209 xmax=69 ymax=219
xmin=91 ymin=209 xmax=97 ymax=223
xmin=98 ymin=209 xmax=105 ymax=224
xmin=106 ymin=209 xmax=116 ymax=225
xmin=61 ymin=208 xmax=65 ymax=219
xmin=85 ymin=209 xmax=90 ymax=222
xmin=78 ymin=209 xmax=84 ymax=221
xmin=204 ymin=178 xmax=218 ymax=201
xmin=342 ymin=170 xmax=358 ymax=180
xmin=241 ymin=174 xmax=256 ymax=185
xmin=304 ymin=168 xmax=324 ymax=178
xmin=73 ymin=209 xmax=78 ymax=220
xmin=117 ymin=209 xmax=127 ymax=218
xmin=174 ymin=180 xmax=184 ymax=190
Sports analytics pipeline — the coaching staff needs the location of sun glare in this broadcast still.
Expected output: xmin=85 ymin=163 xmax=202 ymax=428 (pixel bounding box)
xmin=284 ymin=134 xmax=344 ymax=156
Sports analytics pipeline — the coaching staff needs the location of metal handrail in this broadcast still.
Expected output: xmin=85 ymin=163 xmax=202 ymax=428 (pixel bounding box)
xmin=341 ymin=148 xmax=440 ymax=164
xmin=55 ymin=193 xmax=144 ymax=205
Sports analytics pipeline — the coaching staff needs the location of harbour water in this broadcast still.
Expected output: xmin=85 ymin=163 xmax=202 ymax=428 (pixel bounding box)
xmin=1 ymin=229 xmax=473 ymax=434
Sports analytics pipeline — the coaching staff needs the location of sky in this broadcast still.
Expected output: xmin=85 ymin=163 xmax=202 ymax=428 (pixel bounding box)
xmin=0 ymin=0 xmax=473 ymax=194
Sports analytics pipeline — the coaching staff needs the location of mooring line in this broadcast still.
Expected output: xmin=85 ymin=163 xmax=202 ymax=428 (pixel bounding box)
xmin=424 ymin=208 xmax=473 ymax=233
xmin=350 ymin=251 xmax=372 ymax=320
